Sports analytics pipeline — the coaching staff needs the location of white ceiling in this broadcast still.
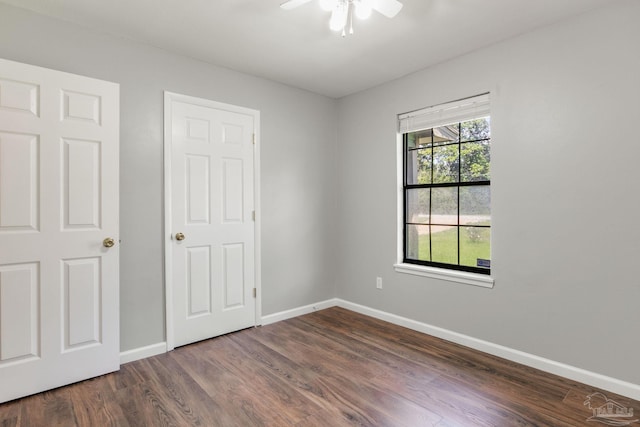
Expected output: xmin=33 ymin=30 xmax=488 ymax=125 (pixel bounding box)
xmin=1 ymin=0 xmax=614 ymax=98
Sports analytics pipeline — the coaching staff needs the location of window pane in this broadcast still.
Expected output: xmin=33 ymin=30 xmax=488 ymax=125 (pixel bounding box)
xmin=407 ymin=132 xmax=417 ymax=149
xmin=460 ymin=226 xmax=490 ymax=269
xmin=460 ymin=186 xmax=490 ymax=226
xmin=406 ymin=225 xmax=430 ymax=261
xmin=407 ymin=129 xmax=433 ymax=149
xmin=461 ymin=141 xmax=490 ymax=182
xmin=406 ymin=148 xmax=432 ymax=185
xmin=461 ymin=117 xmax=490 ymax=142
xmin=406 ymin=189 xmax=430 ymax=224
xmin=432 ymin=144 xmax=459 ymax=183
xmin=430 ymin=226 xmax=458 ymax=264
xmin=431 ymin=187 xmax=458 ymax=225
xmin=432 ymin=124 xmax=459 ymax=146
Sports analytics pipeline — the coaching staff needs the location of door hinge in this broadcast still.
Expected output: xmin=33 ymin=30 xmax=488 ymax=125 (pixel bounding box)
xmin=252 ymin=210 xmax=255 ymax=221
xmin=253 ymin=288 xmax=257 ymax=298
xmin=252 ymin=133 xmax=256 ymax=145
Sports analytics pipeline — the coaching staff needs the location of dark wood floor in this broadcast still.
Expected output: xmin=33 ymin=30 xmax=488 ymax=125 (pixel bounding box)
xmin=1 ymin=307 xmax=638 ymax=426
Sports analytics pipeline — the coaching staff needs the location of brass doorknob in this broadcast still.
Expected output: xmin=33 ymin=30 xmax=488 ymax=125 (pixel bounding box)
xmin=175 ymin=232 xmax=185 ymax=241
xmin=103 ymin=237 xmax=115 ymax=248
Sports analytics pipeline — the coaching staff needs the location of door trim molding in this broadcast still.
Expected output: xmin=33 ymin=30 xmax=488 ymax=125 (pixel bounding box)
xmin=163 ymin=91 xmax=262 ymax=351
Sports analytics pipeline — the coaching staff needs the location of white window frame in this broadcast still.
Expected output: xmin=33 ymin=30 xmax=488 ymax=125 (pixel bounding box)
xmin=394 ymin=94 xmax=495 ymax=289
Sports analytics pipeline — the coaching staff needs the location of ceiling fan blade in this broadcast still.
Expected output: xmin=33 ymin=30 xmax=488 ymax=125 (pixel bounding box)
xmin=372 ymin=0 xmax=403 ymax=18
xmin=280 ymin=0 xmax=314 ymax=10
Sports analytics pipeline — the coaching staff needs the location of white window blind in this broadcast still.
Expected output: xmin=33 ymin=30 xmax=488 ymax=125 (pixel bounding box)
xmin=398 ymin=93 xmax=490 ymax=134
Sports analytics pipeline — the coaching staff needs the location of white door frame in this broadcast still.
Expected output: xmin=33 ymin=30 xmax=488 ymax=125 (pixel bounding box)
xmin=163 ymin=91 xmax=261 ymax=351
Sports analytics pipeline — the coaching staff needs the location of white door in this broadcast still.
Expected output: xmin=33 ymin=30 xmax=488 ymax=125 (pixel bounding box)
xmin=164 ymin=92 xmax=260 ymax=349
xmin=0 ymin=58 xmax=119 ymax=403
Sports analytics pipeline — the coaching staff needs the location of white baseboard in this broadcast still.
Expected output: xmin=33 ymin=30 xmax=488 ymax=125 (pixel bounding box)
xmin=120 ymin=342 xmax=167 ymax=365
xmin=335 ymin=299 xmax=640 ymax=401
xmin=261 ymin=298 xmax=339 ymax=325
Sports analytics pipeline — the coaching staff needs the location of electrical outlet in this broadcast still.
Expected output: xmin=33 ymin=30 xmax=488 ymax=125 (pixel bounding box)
xmin=376 ymin=277 xmax=382 ymax=289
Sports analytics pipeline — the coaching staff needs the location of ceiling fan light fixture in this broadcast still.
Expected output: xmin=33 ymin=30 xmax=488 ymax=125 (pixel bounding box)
xmin=329 ymin=2 xmax=348 ymax=31
xmin=355 ymin=0 xmax=373 ymax=20
xmin=372 ymin=0 xmax=403 ymax=18
xmin=280 ymin=0 xmax=403 ymax=36
xmin=319 ymin=0 xmax=338 ymax=12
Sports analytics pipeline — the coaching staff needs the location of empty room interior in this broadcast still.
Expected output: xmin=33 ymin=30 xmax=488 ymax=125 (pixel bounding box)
xmin=1 ymin=0 xmax=639 ymax=425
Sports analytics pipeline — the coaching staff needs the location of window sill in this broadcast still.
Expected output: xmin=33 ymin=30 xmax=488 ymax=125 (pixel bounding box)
xmin=393 ymin=263 xmax=494 ymax=289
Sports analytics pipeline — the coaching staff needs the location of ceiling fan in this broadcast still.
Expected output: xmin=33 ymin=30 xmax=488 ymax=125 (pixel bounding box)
xmin=280 ymin=0 xmax=403 ymax=36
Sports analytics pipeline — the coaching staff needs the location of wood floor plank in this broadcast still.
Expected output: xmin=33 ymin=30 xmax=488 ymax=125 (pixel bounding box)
xmin=206 ymin=334 xmax=325 ymax=424
xmin=293 ymin=407 xmax=360 ymax=427
xmin=170 ymin=340 xmax=293 ymax=426
xmin=1 ymin=307 xmax=639 ymax=426
xmin=136 ymin=356 xmax=221 ymax=426
xmin=253 ymin=318 xmax=383 ymax=379
xmin=19 ymin=389 xmax=75 ymax=427
xmin=290 ymin=315 xmax=447 ymax=380
xmin=0 ymin=399 xmax=20 ymax=427
xmin=322 ymin=373 xmax=444 ymax=426
xmin=226 ymin=330 xmax=337 ymax=412
xmin=117 ymin=381 xmax=182 ymax=427
xmin=233 ymin=325 xmax=443 ymax=426
xmin=304 ymin=308 xmax=588 ymax=421
xmin=67 ymin=376 xmax=131 ymax=427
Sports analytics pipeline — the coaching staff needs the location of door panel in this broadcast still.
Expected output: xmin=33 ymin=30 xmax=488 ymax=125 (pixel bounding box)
xmin=0 ymin=132 xmax=39 ymax=231
xmin=61 ymin=90 xmax=101 ymax=125
xmin=222 ymin=158 xmax=244 ymax=222
xmin=0 ymin=263 xmax=39 ymax=363
xmin=63 ymin=138 xmax=101 ymax=229
xmin=223 ymin=243 xmax=244 ymax=309
xmin=187 ymin=246 xmax=212 ymax=317
xmin=165 ymin=92 xmax=259 ymax=348
xmin=186 ymin=154 xmax=210 ymax=224
xmin=0 ymin=58 xmax=119 ymax=403
xmin=0 ymin=79 xmax=39 ymax=115
xmin=63 ymin=257 xmax=101 ymax=349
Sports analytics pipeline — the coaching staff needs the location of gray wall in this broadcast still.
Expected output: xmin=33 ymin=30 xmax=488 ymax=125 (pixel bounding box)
xmin=0 ymin=3 xmax=338 ymax=351
xmin=336 ymin=0 xmax=640 ymax=384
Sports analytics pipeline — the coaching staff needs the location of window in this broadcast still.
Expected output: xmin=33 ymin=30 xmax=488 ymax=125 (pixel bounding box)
xmin=399 ymin=94 xmax=491 ymax=276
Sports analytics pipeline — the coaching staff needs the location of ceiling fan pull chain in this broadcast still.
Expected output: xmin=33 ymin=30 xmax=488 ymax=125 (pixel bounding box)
xmin=349 ymin=2 xmax=354 ymax=35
